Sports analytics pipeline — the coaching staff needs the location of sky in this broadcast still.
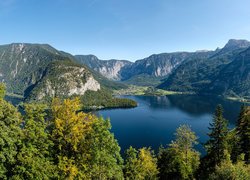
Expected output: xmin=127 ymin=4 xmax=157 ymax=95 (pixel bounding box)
xmin=1 ymin=0 xmax=250 ymax=61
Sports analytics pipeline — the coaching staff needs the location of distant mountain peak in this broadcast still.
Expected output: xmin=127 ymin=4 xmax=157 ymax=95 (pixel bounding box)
xmin=223 ymin=39 xmax=250 ymax=49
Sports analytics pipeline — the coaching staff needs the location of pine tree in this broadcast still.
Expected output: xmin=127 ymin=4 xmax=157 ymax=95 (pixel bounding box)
xmin=205 ymin=105 xmax=229 ymax=168
xmin=236 ymin=105 xmax=250 ymax=164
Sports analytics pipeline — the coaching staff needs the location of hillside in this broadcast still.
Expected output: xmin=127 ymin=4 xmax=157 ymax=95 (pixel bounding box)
xmin=76 ymin=51 xmax=214 ymax=86
xmin=0 ymin=43 xmax=136 ymax=108
xmin=0 ymin=43 xmax=68 ymax=95
xmin=205 ymin=47 xmax=250 ymax=98
xmin=158 ymin=39 xmax=250 ymax=97
xmin=25 ymin=60 xmax=100 ymax=101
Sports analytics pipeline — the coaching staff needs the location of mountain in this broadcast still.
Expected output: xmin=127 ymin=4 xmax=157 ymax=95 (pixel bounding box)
xmin=204 ymin=47 xmax=250 ymax=97
xmin=75 ymin=55 xmax=132 ymax=80
xmin=0 ymin=43 xmax=124 ymax=102
xmin=217 ymin=39 xmax=250 ymax=55
xmin=76 ymin=51 xmax=214 ymax=86
xmin=158 ymin=39 xmax=250 ymax=97
xmin=26 ymin=60 xmax=100 ymax=101
xmin=0 ymin=43 xmax=69 ymax=95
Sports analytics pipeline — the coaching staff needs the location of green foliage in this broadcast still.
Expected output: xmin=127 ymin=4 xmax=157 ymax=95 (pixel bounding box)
xmin=124 ymin=74 xmax=163 ymax=86
xmin=81 ymin=89 xmax=137 ymax=109
xmin=0 ymin=93 xmax=249 ymax=179
xmin=0 ymin=43 xmax=71 ymax=95
xmin=209 ymin=152 xmax=250 ymax=180
xmin=84 ymin=117 xmax=124 ymax=179
xmin=0 ymin=83 xmax=6 ymax=99
xmin=158 ymin=125 xmax=200 ymax=180
xmin=0 ymin=98 xmax=22 ymax=179
xmin=51 ymin=98 xmax=123 ymax=179
xmin=159 ymin=43 xmax=250 ymax=98
xmin=235 ymin=105 xmax=250 ymax=163
xmin=12 ymin=103 xmax=56 ymax=179
xmin=124 ymin=146 xmax=159 ymax=180
xmin=205 ymin=105 xmax=229 ymax=168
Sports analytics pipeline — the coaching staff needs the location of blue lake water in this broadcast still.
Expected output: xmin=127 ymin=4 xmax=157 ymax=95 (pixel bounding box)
xmin=98 ymin=95 xmax=243 ymax=155
xmin=4 ymin=94 xmax=244 ymax=156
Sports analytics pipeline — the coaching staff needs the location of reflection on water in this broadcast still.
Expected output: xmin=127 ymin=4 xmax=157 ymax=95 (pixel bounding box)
xmin=4 ymin=94 xmax=244 ymax=156
xmin=98 ymin=95 xmax=243 ymax=155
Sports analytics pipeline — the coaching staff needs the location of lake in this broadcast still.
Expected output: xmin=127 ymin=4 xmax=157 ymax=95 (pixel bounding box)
xmin=98 ymin=95 xmax=243 ymax=155
xmin=4 ymin=94 xmax=244 ymax=156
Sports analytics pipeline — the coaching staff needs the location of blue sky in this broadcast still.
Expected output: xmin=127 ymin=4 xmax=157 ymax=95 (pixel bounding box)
xmin=1 ymin=0 xmax=250 ymax=61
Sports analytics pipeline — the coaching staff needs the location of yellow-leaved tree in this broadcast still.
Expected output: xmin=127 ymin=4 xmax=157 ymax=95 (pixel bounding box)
xmin=51 ymin=97 xmax=123 ymax=179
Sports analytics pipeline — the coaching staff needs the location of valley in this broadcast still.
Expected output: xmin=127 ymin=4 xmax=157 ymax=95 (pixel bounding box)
xmin=1 ymin=39 xmax=250 ymax=108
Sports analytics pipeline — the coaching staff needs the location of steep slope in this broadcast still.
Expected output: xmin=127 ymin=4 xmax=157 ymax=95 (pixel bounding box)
xmin=76 ymin=51 xmax=214 ymax=86
xmin=0 ymin=43 xmax=137 ymax=108
xmin=0 ymin=43 xmax=68 ymax=95
xmin=75 ymin=55 xmax=132 ymax=80
xmin=205 ymin=47 xmax=250 ymax=97
xmin=158 ymin=39 xmax=250 ymax=93
xmin=26 ymin=60 xmax=100 ymax=101
xmin=121 ymin=51 xmax=214 ymax=85
xmin=121 ymin=52 xmax=192 ymax=79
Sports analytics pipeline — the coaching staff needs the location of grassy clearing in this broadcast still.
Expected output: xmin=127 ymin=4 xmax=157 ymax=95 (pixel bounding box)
xmin=113 ymin=85 xmax=184 ymax=96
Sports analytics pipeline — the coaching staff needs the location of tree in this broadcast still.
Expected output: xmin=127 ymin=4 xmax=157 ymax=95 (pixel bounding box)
xmin=0 ymin=98 xmax=22 ymax=179
xmin=209 ymin=151 xmax=250 ymax=180
xmin=124 ymin=146 xmax=139 ymax=179
xmin=83 ymin=117 xmax=124 ymax=179
xmin=12 ymin=103 xmax=56 ymax=179
xmin=205 ymin=105 xmax=229 ymax=168
xmin=0 ymin=83 xmax=6 ymax=99
xmin=124 ymin=147 xmax=158 ymax=180
xmin=158 ymin=125 xmax=200 ymax=179
xmin=51 ymin=97 xmax=123 ymax=179
xmin=236 ymin=105 xmax=250 ymax=163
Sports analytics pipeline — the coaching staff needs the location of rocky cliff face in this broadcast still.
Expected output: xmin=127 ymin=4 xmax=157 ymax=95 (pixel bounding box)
xmin=27 ymin=61 xmax=100 ymax=101
xmin=75 ymin=55 xmax=132 ymax=80
xmin=76 ymin=51 xmax=214 ymax=86
xmin=120 ymin=52 xmax=193 ymax=80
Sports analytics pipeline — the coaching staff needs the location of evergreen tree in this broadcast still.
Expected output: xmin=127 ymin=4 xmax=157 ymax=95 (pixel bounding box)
xmin=236 ymin=105 xmax=250 ymax=163
xmin=158 ymin=125 xmax=200 ymax=180
xmin=204 ymin=105 xmax=229 ymax=170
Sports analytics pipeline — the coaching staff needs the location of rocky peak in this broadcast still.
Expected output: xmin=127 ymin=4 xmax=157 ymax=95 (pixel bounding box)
xmin=223 ymin=39 xmax=250 ymax=50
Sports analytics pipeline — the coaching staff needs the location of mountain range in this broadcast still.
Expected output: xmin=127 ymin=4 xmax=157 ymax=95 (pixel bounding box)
xmin=0 ymin=39 xmax=249 ymax=102
xmin=158 ymin=39 xmax=250 ymax=98
xmin=75 ymin=39 xmax=250 ymax=98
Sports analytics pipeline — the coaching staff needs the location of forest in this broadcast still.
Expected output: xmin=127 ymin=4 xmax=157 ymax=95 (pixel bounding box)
xmin=0 ymin=83 xmax=249 ymax=180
